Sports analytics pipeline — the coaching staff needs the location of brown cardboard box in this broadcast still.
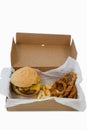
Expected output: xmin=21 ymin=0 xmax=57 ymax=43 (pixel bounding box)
xmin=7 ymin=33 xmax=77 ymax=111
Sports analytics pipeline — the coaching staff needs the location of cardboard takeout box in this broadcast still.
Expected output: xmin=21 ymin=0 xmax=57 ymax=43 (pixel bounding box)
xmin=7 ymin=33 xmax=77 ymax=111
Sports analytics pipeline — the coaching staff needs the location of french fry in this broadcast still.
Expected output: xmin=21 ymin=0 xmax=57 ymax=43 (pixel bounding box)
xmin=37 ymin=84 xmax=51 ymax=99
xmin=44 ymin=84 xmax=52 ymax=89
xmin=45 ymin=89 xmax=51 ymax=96
xmin=37 ymin=90 xmax=45 ymax=99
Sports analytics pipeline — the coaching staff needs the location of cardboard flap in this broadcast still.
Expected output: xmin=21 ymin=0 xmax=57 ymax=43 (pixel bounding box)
xmin=11 ymin=38 xmax=16 ymax=67
xmin=70 ymin=39 xmax=77 ymax=59
xmin=11 ymin=33 xmax=77 ymax=71
xmin=16 ymin=33 xmax=71 ymax=45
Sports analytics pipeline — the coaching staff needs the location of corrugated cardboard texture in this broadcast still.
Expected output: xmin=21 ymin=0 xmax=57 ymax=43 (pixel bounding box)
xmin=11 ymin=33 xmax=77 ymax=71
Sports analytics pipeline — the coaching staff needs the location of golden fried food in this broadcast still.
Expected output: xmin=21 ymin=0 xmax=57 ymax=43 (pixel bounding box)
xmin=37 ymin=72 xmax=78 ymax=99
xmin=50 ymin=80 xmax=66 ymax=97
xmin=73 ymin=93 xmax=77 ymax=99
xmin=63 ymin=85 xmax=73 ymax=97
xmin=50 ymin=72 xmax=78 ymax=99
xmin=37 ymin=90 xmax=45 ymax=99
xmin=68 ymin=86 xmax=77 ymax=98
xmin=37 ymin=84 xmax=51 ymax=99
xmin=60 ymin=72 xmax=77 ymax=85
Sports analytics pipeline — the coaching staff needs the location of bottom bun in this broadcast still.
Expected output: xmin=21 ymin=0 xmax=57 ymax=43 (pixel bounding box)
xmin=11 ymin=84 xmax=40 ymax=97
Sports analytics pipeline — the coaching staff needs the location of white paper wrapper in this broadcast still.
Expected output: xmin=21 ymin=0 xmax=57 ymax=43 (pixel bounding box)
xmin=0 ymin=57 xmax=86 ymax=111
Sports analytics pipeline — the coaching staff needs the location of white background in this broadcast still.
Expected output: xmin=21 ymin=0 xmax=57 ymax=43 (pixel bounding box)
xmin=0 ymin=0 xmax=87 ymax=130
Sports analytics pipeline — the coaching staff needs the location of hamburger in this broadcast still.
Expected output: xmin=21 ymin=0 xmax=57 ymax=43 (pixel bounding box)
xmin=10 ymin=67 xmax=40 ymax=97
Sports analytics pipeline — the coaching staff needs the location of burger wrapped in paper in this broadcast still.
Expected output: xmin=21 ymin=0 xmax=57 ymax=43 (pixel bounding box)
xmin=10 ymin=67 xmax=40 ymax=97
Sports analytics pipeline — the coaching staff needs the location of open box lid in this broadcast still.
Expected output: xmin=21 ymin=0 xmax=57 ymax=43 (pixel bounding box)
xmin=11 ymin=33 xmax=77 ymax=71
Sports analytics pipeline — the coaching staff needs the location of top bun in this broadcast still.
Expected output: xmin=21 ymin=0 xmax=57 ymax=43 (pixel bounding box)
xmin=10 ymin=67 xmax=40 ymax=87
